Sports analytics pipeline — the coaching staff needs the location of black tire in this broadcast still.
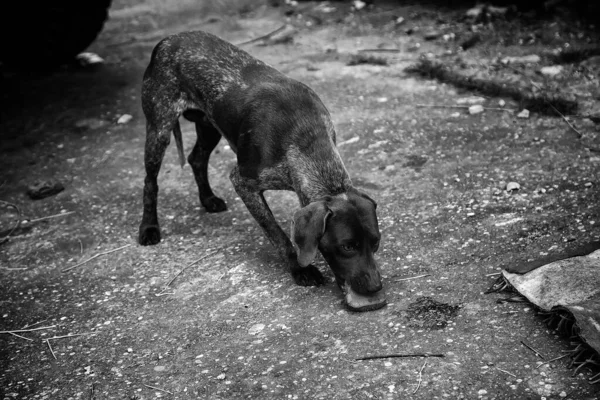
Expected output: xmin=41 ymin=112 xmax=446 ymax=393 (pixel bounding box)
xmin=0 ymin=1 xmax=112 ymax=70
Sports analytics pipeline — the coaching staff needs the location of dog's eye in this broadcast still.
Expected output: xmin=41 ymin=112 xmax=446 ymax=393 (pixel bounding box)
xmin=341 ymin=244 xmax=356 ymax=253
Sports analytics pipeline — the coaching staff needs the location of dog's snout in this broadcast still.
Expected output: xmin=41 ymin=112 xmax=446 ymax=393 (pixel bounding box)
xmin=351 ymin=269 xmax=383 ymax=294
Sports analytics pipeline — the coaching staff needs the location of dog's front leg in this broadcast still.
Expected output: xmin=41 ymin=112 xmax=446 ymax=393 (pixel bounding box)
xmin=229 ymin=167 xmax=325 ymax=286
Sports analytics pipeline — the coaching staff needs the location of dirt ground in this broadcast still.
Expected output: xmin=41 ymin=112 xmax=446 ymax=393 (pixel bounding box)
xmin=1 ymin=0 xmax=600 ymax=399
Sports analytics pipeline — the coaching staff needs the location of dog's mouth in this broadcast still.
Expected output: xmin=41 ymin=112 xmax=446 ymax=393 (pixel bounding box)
xmin=343 ymin=282 xmax=387 ymax=312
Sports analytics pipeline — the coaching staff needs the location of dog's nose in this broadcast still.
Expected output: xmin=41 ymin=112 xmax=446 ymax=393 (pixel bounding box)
xmin=352 ymin=270 xmax=383 ymax=294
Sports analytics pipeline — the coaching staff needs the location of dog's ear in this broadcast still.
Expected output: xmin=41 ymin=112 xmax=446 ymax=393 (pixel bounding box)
xmin=351 ymin=188 xmax=377 ymax=209
xmin=291 ymin=201 xmax=332 ymax=267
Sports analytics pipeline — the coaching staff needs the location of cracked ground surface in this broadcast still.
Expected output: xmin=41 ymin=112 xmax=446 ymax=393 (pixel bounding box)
xmin=1 ymin=1 xmax=600 ymax=399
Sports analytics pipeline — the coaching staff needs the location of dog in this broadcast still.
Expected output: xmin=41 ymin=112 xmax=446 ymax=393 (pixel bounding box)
xmin=138 ymin=30 xmax=386 ymax=311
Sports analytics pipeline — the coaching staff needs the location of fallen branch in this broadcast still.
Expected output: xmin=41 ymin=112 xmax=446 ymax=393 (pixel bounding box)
xmin=22 ymin=211 xmax=75 ymax=225
xmin=45 ymin=339 xmax=57 ymax=360
xmin=416 ymin=104 xmax=516 ymax=112
xmin=0 ymin=200 xmax=22 ymax=245
xmin=536 ymin=354 xmax=569 ymax=368
xmin=521 ymin=340 xmax=546 ymax=360
xmin=144 ymin=384 xmax=173 ymax=395
xmin=413 ymin=360 xmax=427 ymax=394
xmin=496 ymin=367 xmax=516 ymax=377
xmin=236 ymin=24 xmax=287 ymax=46
xmin=355 ymin=353 xmax=444 ymax=361
xmin=359 ymin=48 xmax=401 ymax=53
xmin=62 ymin=243 xmax=132 ymax=272
xmin=9 ymin=332 xmax=33 ymax=341
xmin=0 ymin=325 xmax=56 ymax=335
xmin=407 ymin=58 xmax=577 ymax=116
xmin=157 ymin=249 xmax=221 ymax=295
xmin=394 ymin=274 xmax=431 ymax=282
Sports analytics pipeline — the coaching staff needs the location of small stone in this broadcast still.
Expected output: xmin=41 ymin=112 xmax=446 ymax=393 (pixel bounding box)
xmin=117 ymin=114 xmax=133 ymax=124
xmin=498 ymin=99 xmax=506 ymax=107
xmin=457 ymin=96 xmax=485 ymax=105
xmin=217 ymin=373 xmax=226 ymax=380
xmin=248 ymin=324 xmax=265 ymax=335
xmin=154 ymin=366 xmax=166 ymax=372
xmin=517 ymin=109 xmax=530 ymax=119
xmin=76 ymin=52 xmax=104 ymax=66
xmin=352 ymin=0 xmax=366 ymax=10
xmin=424 ymin=30 xmax=441 ymax=41
xmin=26 ymin=180 xmax=65 ymax=200
xmin=376 ymin=97 xmax=388 ymax=103
xmin=469 ymin=104 xmax=484 ymax=115
xmin=506 ymin=182 xmax=520 ymax=192
xmin=501 ymin=55 xmax=541 ymax=64
xmin=540 ymin=65 xmax=563 ymax=77
xmin=451 ymin=112 xmax=461 ymax=118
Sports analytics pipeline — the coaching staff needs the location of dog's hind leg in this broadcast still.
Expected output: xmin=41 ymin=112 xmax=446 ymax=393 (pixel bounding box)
xmin=138 ymin=113 xmax=177 ymax=245
xmin=184 ymin=110 xmax=227 ymax=213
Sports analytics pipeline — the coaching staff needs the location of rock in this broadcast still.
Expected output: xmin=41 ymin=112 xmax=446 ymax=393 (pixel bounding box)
xmin=352 ymin=0 xmax=366 ymax=11
xmin=501 ymin=55 xmax=541 ymax=65
xmin=26 ymin=180 xmax=65 ymax=200
xmin=76 ymin=52 xmax=104 ymax=66
xmin=540 ymin=65 xmax=563 ymax=77
xmin=457 ymin=96 xmax=485 ymax=105
xmin=424 ymin=31 xmax=441 ymax=41
xmin=117 ymin=114 xmax=133 ymax=124
xmin=469 ymin=104 xmax=484 ymax=115
xmin=248 ymin=324 xmax=265 ymax=335
xmin=517 ymin=109 xmax=530 ymax=119
xmin=498 ymin=99 xmax=506 ymax=107
xmin=506 ymin=182 xmax=520 ymax=192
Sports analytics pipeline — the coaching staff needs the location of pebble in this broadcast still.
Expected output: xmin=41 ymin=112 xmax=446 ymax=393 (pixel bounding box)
xmin=457 ymin=96 xmax=485 ymax=105
xmin=248 ymin=324 xmax=265 ymax=335
xmin=117 ymin=114 xmax=133 ymax=124
xmin=469 ymin=104 xmax=484 ymax=115
xmin=506 ymin=182 xmax=520 ymax=192
xmin=517 ymin=109 xmax=530 ymax=119
xmin=540 ymin=65 xmax=563 ymax=77
xmin=154 ymin=366 xmax=166 ymax=372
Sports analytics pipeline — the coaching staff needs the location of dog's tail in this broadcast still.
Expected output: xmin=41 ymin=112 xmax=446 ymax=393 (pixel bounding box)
xmin=172 ymin=120 xmax=186 ymax=168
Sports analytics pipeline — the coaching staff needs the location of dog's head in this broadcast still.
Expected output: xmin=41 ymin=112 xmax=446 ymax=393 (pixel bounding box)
xmin=291 ymin=188 xmax=386 ymax=312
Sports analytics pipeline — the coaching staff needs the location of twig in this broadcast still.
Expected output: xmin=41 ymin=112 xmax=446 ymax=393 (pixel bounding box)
xmin=536 ymin=354 xmax=569 ymax=368
xmin=46 ymin=333 xmax=89 ymax=340
xmin=236 ymin=24 xmax=286 ymax=46
xmin=8 ymin=332 xmax=33 ymax=341
xmin=521 ymin=340 xmax=546 ymax=360
xmin=45 ymin=339 xmax=57 ymax=360
xmin=504 ymin=64 xmax=586 ymax=140
xmin=22 ymin=211 xmax=75 ymax=225
xmin=62 ymin=244 xmax=131 ymax=272
xmin=78 ymin=238 xmax=84 ymax=254
xmin=355 ymin=353 xmax=444 ymax=361
xmin=0 ymin=325 xmax=56 ymax=334
xmin=496 ymin=367 xmax=516 ymax=377
xmin=143 ymin=384 xmax=173 ymax=395
xmin=394 ymin=274 xmax=431 ymax=282
xmin=0 ymin=267 xmax=27 ymax=271
xmin=157 ymin=249 xmax=220 ymax=295
xmin=413 ymin=360 xmax=427 ymax=394
xmin=359 ymin=48 xmax=401 ymax=53
xmin=22 ymin=320 xmax=47 ymax=329
xmin=416 ymin=104 xmax=516 ymax=112
xmin=0 ymin=200 xmax=22 ymax=245
xmin=486 ymin=272 xmax=502 ymax=277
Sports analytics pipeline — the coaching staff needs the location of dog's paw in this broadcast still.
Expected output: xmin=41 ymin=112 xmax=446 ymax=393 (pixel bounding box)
xmin=139 ymin=225 xmax=161 ymax=245
xmin=202 ymin=196 xmax=227 ymax=213
xmin=292 ymin=265 xmax=326 ymax=287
